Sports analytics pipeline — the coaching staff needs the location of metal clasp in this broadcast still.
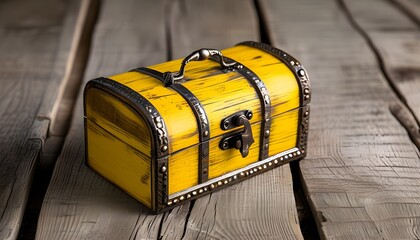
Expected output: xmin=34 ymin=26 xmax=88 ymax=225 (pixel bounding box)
xmin=219 ymin=110 xmax=255 ymax=158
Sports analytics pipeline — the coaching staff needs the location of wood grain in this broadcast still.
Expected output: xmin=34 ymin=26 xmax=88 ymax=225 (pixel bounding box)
xmin=259 ymin=0 xmax=420 ymax=239
xmin=37 ymin=0 xmax=304 ymax=239
xmin=168 ymin=0 xmax=303 ymax=239
xmin=342 ymin=0 xmax=420 ymax=149
xmin=36 ymin=0 xmax=169 ymax=239
xmin=0 ymin=0 xmax=89 ymax=239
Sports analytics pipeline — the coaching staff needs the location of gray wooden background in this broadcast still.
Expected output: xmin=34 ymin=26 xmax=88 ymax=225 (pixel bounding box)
xmin=1 ymin=0 xmax=420 ymax=239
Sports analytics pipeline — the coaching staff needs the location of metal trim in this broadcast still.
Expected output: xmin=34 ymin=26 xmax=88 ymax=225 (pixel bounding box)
xmin=237 ymin=41 xmax=311 ymax=106
xmin=210 ymin=56 xmax=271 ymax=160
xmin=163 ymin=146 xmax=303 ymax=211
xmin=132 ymin=68 xmax=211 ymax=183
xmin=84 ymin=77 xmax=170 ymax=212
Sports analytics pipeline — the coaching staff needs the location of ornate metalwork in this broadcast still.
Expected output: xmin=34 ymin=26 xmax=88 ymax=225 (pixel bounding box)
xmin=169 ymin=48 xmax=236 ymax=84
xmin=211 ymin=55 xmax=272 ymax=160
xmin=163 ymin=147 xmax=304 ymax=210
xmin=132 ymin=68 xmax=211 ymax=183
xmin=238 ymin=41 xmax=311 ymax=106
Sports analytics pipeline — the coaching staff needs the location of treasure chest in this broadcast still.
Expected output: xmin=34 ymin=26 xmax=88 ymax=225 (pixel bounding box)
xmin=84 ymin=41 xmax=311 ymax=213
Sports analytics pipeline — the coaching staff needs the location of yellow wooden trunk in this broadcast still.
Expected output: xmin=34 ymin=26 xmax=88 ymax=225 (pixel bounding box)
xmin=84 ymin=41 xmax=310 ymax=213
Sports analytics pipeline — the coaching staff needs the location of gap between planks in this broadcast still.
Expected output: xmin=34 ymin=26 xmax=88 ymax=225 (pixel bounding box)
xmin=338 ymin=0 xmax=420 ymax=151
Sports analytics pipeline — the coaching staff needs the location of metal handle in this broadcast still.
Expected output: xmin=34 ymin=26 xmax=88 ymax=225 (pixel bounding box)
xmin=162 ymin=48 xmax=236 ymax=86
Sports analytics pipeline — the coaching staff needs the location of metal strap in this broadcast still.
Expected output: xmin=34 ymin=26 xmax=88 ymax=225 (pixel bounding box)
xmin=209 ymin=56 xmax=271 ymax=160
xmin=131 ymin=67 xmax=211 ymax=183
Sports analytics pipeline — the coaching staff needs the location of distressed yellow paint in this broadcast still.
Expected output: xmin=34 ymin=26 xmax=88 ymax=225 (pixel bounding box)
xmin=85 ymin=88 xmax=152 ymax=156
xmin=86 ymin=120 xmax=152 ymax=208
xmin=86 ymin=44 xmax=303 ymax=197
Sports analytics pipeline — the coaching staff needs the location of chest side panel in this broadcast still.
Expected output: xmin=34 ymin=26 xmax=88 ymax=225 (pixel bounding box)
xmin=85 ymin=88 xmax=152 ymax=208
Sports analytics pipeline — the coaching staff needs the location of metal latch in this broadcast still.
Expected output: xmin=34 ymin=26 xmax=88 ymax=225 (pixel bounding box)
xmin=219 ymin=110 xmax=255 ymax=158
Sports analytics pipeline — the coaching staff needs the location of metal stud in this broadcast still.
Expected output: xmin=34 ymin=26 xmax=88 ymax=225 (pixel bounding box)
xmin=199 ymin=189 xmax=203 ymax=194
xmin=204 ymin=187 xmax=208 ymax=191
xmin=203 ymin=130 xmax=209 ymax=137
xmin=304 ymin=88 xmax=310 ymax=94
xmin=274 ymin=159 xmax=279 ymax=164
xmin=280 ymin=157 xmax=284 ymax=161
xmin=304 ymin=111 xmax=309 ymax=117
xmin=187 ymin=194 xmax=191 ymax=198
xmin=290 ymin=61 xmax=295 ymax=66
xmin=156 ymin=122 xmax=163 ymax=129
xmin=265 ymin=130 xmax=270 ymax=138
xmin=192 ymin=191 xmax=197 ymax=196
xmin=161 ymin=145 xmax=168 ymax=152
xmin=168 ymin=201 xmax=173 ymax=205
xmin=258 ymin=166 xmax=262 ymax=170
xmin=210 ymin=184 xmax=215 ymax=189
xmin=250 ymin=170 xmax=254 ymax=174
xmin=160 ymin=166 xmax=167 ymax=173
xmin=268 ymin=162 xmax=272 ymax=166
xmin=233 ymin=175 xmax=237 ymax=180
xmin=297 ymin=151 xmax=301 ymax=155
xmin=237 ymin=64 xmax=243 ymax=69
xmin=240 ymin=172 xmax=245 ymax=177
xmin=299 ymin=69 xmax=306 ymax=77
xmin=263 ymin=165 xmax=267 ymax=169
xmin=289 ymin=154 xmax=293 ymax=158
xmin=218 ymin=181 xmax=222 ymax=186
xmin=173 ymin=199 xmax=179 ymax=203
xmin=180 ymin=196 xmax=185 ymax=201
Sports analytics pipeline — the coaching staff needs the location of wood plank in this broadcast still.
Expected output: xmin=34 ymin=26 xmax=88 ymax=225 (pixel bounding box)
xmin=0 ymin=0 xmax=91 ymax=239
xmin=37 ymin=0 xmax=303 ymax=239
xmin=342 ymin=0 xmax=420 ymax=137
xmin=35 ymin=0 xmax=169 ymax=239
xmin=259 ymin=0 xmax=420 ymax=239
xmin=168 ymin=0 xmax=303 ymax=239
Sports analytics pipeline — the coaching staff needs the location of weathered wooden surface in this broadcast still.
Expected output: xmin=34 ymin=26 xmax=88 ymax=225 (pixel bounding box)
xmin=259 ymin=0 xmax=420 ymax=239
xmin=0 ymin=0 xmax=90 ymax=239
xmin=36 ymin=0 xmax=304 ymax=239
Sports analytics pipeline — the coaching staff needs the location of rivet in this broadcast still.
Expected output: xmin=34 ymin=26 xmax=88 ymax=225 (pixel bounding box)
xmin=237 ymin=64 xmax=243 ymax=69
xmin=156 ymin=122 xmax=163 ymax=128
xmin=240 ymin=172 xmax=245 ymax=177
xmin=275 ymin=159 xmax=279 ymax=164
xmin=289 ymin=154 xmax=293 ymax=158
xmin=304 ymin=111 xmax=309 ymax=117
xmin=192 ymin=191 xmax=197 ymax=195
xmin=199 ymin=189 xmax=203 ymax=193
xmin=250 ymin=170 xmax=254 ymax=174
xmin=180 ymin=196 xmax=185 ymax=201
xmin=161 ymin=145 xmax=168 ymax=152
xmin=204 ymin=187 xmax=208 ymax=191
xmin=290 ymin=61 xmax=295 ymax=66
xmin=228 ymin=178 xmax=232 ymax=182
xmin=299 ymin=69 xmax=306 ymax=77
xmin=265 ymin=144 xmax=269 ymax=149
xmin=224 ymin=180 xmax=228 ymax=184
xmin=297 ymin=151 xmax=301 ymax=155
xmin=187 ymin=194 xmax=191 ymax=198
xmin=255 ymin=80 xmax=260 ymax=83
xmin=210 ymin=184 xmax=215 ymax=189
xmin=261 ymin=87 xmax=266 ymax=92
xmin=233 ymin=175 xmax=237 ymax=180
xmin=258 ymin=166 xmax=262 ymax=170
xmin=263 ymin=165 xmax=267 ymax=169
xmin=203 ymin=130 xmax=209 ymax=137
xmin=160 ymin=166 xmax=167 ymax=173
xmin=265 ymin=130 xmax=270 ymax=138
xmin=148 ymin=108 xmax=153 ymax=113
xmin=223 ymin=120 xmax=229 ymax=130
xmin=304 ymin=88 xmax=310 ymax=94
xmin=304 ymin=95 xmax=310 ymax=100
xmin=302 ymin=150 xmax=305 ymax=153
xmin=254 ymin=168 xmax=258 ymax=172
xmin=268 ymin=162 xmax=272 ymax=166
xmin=168 ymin=201 xmax=173 ymax=205
xmin=285 ymin=155 xmax=289 ymax=160
xmin=245 ymin=171 xmax=249 ymax=175
xmin=218 ymin=181 xmax=222 ymax=186
xmin=173 ymin=199 xmax=179 ymax=203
